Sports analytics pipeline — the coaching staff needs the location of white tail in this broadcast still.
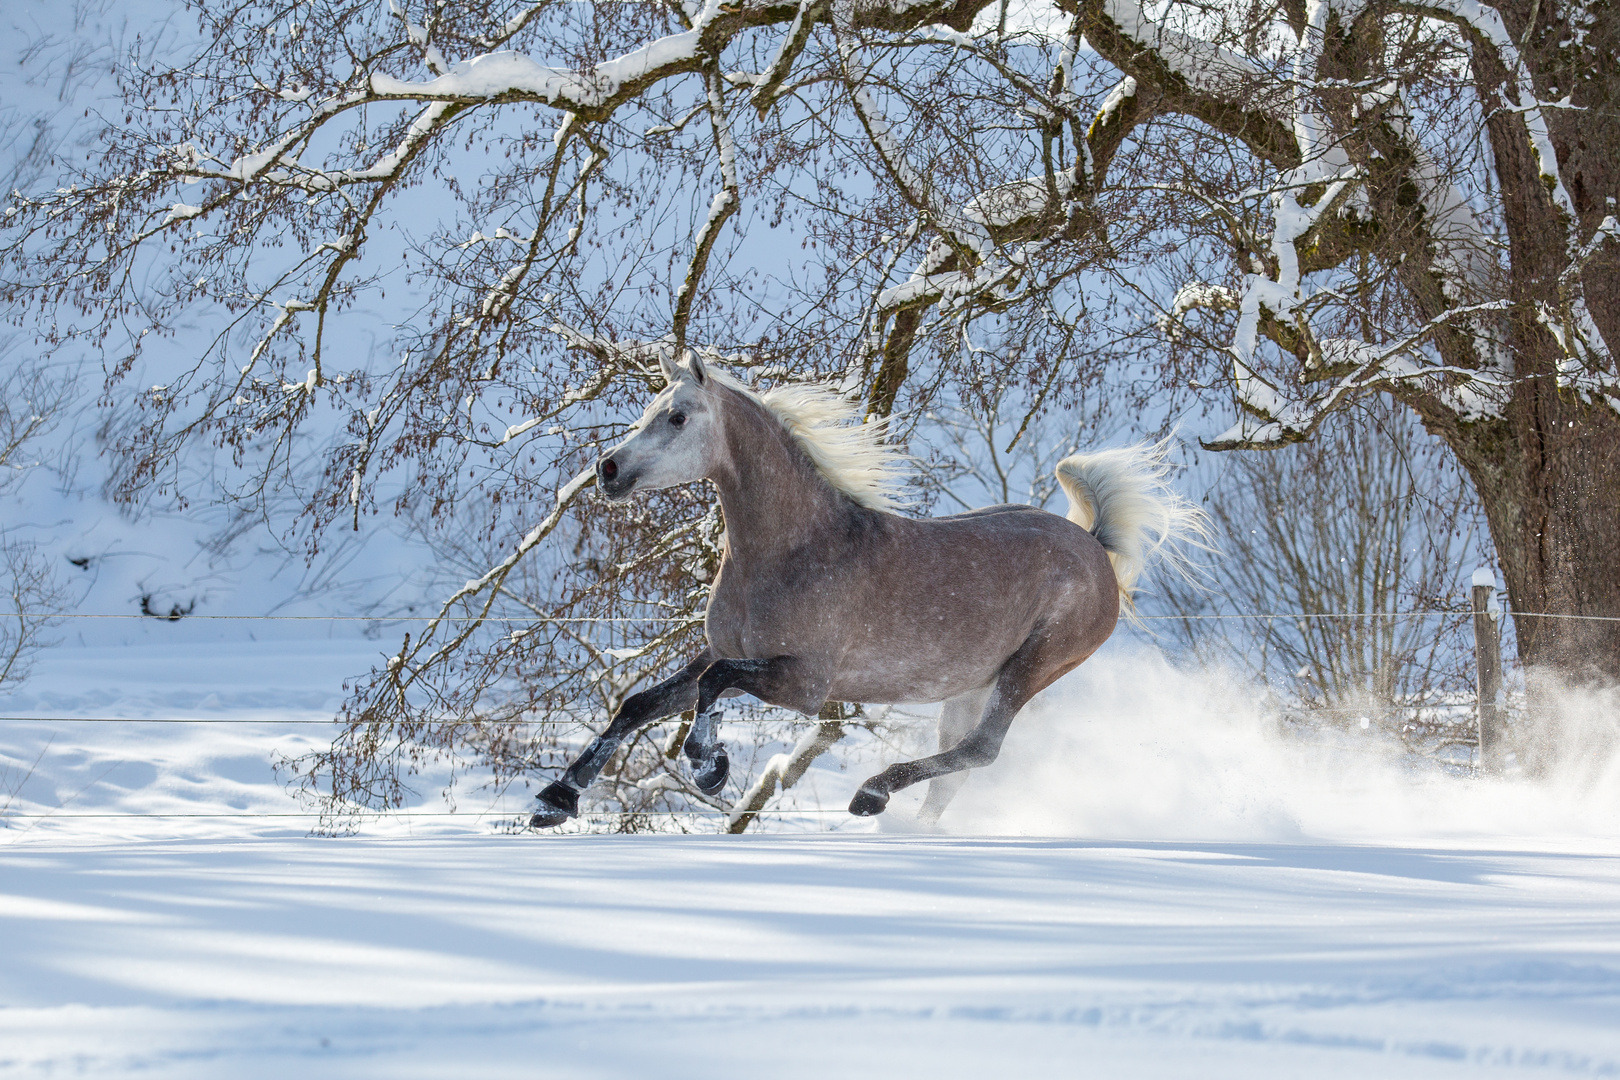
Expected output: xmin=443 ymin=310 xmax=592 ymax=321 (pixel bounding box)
xmin=1054 ymin=437 xmax=1213 ymax=615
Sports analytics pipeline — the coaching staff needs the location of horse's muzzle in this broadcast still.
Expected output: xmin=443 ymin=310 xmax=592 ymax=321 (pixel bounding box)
xmin=597 ymin=455 xmax=637 ymax=501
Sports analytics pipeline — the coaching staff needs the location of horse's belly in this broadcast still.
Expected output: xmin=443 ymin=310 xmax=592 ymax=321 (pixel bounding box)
xmin=823 ymin=622 xmax=1014 ymax=705
xmin=707 ymin=606 xmax=1006 ymax=704
xmin=826 ymin=666 xmax=992 ymax=706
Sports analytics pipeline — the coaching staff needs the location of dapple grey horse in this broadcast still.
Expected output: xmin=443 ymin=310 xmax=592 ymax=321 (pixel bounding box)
xmin=531 ymin=352 xmax=1205 ymax=827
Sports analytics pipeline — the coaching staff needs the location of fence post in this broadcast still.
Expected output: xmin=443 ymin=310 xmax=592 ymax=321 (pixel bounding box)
xmin=1471 ymin=569 xmax=1504 ymax=774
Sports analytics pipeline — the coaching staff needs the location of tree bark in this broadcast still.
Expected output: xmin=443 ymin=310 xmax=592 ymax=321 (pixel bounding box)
xmin=1442 ymin=401 xmax=1620 ymax=680
xmin=1421 ymin=0 xmax=1620 ymax=687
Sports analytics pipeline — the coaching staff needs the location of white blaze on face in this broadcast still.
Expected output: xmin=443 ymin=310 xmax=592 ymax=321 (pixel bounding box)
xmin=604 ymin=376 xmax=719 ymax=496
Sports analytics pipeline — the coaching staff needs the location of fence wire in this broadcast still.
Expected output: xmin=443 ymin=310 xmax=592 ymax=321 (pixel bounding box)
xmin=1 ymin=610 xmax=1616 ymax=622
xmin=0 ymin=605 xmax=1545 ymax=834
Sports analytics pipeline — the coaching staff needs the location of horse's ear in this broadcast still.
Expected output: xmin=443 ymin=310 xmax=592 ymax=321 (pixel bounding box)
xmin=685 ymin=350 xmax=708 ymax=386
xmin=657 ymin=349 xmax=680 ymax=386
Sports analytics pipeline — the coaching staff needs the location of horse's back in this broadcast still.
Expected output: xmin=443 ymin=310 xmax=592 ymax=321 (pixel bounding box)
xmin=898 ymin=504 xmax=1112 ymax=600
xmin=933 ymin=503 xmax=1051 ymax=522
xmin=912 ymin=503 xmax=1109 ymax=570
xmin=835 ymin=503 xmax=1119 ymax=702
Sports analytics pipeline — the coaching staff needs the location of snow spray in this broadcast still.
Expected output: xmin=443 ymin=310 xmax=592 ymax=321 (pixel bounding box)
xmin=917 ymin=642 xmax=1620 ymax=844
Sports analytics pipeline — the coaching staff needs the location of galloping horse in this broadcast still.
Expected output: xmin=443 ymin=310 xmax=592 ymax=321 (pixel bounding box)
xmin=531 ymin=352 xmax=1205 ymax=827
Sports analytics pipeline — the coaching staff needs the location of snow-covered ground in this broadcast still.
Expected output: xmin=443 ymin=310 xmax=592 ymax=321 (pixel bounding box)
xmin=9 ymin=834 xmax=1620 ymax=1078
xmin=6 ymin=640 xmax=1620 ymax=1077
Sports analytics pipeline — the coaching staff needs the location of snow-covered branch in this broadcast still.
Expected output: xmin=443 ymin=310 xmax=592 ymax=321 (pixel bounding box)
xmin=1206 ymin=300 xmax=1517 ymax=450
xmin=1158 ymin=282 xmax=1239 ymax=342
xmin=748 ymin=0 xmax=827 ymax=116
xmin=726 ymin=717 xmax=846 ymax=832
xmin=1095 ymin=0 xmax=1264 ymax=98
xmin=1078 ymin=0 xmax=1297 ymax=165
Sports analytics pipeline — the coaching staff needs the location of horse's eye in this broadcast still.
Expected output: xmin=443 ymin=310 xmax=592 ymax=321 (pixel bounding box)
xmin=669 ymin=412 xmax=687 ymax=427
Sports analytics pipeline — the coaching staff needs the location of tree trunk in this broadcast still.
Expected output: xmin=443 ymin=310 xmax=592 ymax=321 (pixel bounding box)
xmin=1446 ymin=399 xmax=1620 ymax=677
xmin=1418 ymin=0 xmax=1620 ymax=699
xmin=1437 ymin=370 xmax=1620 ymax=774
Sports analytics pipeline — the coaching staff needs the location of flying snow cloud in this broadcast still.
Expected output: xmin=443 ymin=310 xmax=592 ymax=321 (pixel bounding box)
xmin=923 ymin=642 xmax=1620 ymax=845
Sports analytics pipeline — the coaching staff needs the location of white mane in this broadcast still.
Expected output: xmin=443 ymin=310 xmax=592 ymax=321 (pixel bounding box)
xmin=708 ymin=370 xmax=912 ymax=513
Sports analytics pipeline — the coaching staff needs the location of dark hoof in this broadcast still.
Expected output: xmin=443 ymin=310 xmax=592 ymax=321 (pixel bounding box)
xmin=691 ymin=748 xmax=730 ymax=796
xmin=848 ymin=786 xmax=890 ymax=817
xmin=530 ymin=782 xmax=578 ymax=829
xmin=529 ymin=805 xmax=572 ymax=829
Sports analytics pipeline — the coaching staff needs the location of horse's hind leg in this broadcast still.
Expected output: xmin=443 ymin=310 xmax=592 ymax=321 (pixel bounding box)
xmin=850 ymin=632 xmax=1082 ymax=817
xmin=917 ymin=685 xmax=993 ymax=826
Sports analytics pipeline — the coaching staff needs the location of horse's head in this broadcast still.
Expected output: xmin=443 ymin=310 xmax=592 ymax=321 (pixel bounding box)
xmin=597 ymin=351 xmax=724 ymax=502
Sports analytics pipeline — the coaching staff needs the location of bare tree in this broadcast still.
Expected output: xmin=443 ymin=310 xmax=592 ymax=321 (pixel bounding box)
xmin=0 ymin=351 xmax=76 ymax=692
xmin=1160 ymin=404 xmax=1483 ymax=752
xmin=3 ymin=0 xmax=1616 ymax=822
xmin=0 ymin=541 xmax=72 ymax=691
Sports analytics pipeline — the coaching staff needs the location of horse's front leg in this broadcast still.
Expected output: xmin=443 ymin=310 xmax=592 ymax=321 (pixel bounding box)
xmin=681 ymin=656 xmax=831 ymax=797
xmin=530 ymin=649 xmax=712 ymax=828
xmin=680 ymin=704 xmax=728 ymax=796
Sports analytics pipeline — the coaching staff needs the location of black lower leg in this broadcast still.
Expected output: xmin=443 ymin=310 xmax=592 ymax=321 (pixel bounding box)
xmin=850 ymin=647 xmax=1047 ymax=817
xmin=849 ymin=730 xmax=1007 ymax=817
xmin=678 ymin=655 xmax=827 ymax=799
xmin=531 ymin=650 xmax=710 ymax=828
xmin=682 ymin=707 xmax=729 ymax=795
xmin=530 ymin=730 xmax=618 ymax=823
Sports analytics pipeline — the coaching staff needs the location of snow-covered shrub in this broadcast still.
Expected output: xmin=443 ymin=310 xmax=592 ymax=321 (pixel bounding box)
xmin=1155 ymin=404 xmax=1491 ymax=759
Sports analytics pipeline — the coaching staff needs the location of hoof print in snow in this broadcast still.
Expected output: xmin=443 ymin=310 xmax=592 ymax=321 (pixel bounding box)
xmin=848 ymin=787 xmax=889 ymax=817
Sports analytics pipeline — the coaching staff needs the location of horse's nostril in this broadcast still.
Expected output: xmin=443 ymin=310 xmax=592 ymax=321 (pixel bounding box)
xmin=600 ymin=459 xmax=618 ymax=481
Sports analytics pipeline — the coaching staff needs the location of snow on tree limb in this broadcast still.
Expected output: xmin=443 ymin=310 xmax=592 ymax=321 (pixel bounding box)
xmin=1158 ymin=283 xmax=1239 ymax=342
xmin=1078 ymin=0 xmax=1297 ymax=165
xmin=1094 ymin=0 xmax=1263 ymax=97
xmin=750 ymin=0 xmax=829 ymax=116
xmin=1205 ymin=300 xmax=1517 ymax=450
xmin=726 ymin=716 xmax=846 ymax=832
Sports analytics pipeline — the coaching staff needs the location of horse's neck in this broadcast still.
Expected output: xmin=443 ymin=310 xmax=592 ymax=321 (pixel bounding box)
xmin=709 ymin=390 xmax=844 ymax=566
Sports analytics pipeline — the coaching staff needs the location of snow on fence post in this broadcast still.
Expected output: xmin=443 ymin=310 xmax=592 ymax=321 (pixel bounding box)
xmin=1471 ymin=567 xmax=1505 ymax=774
